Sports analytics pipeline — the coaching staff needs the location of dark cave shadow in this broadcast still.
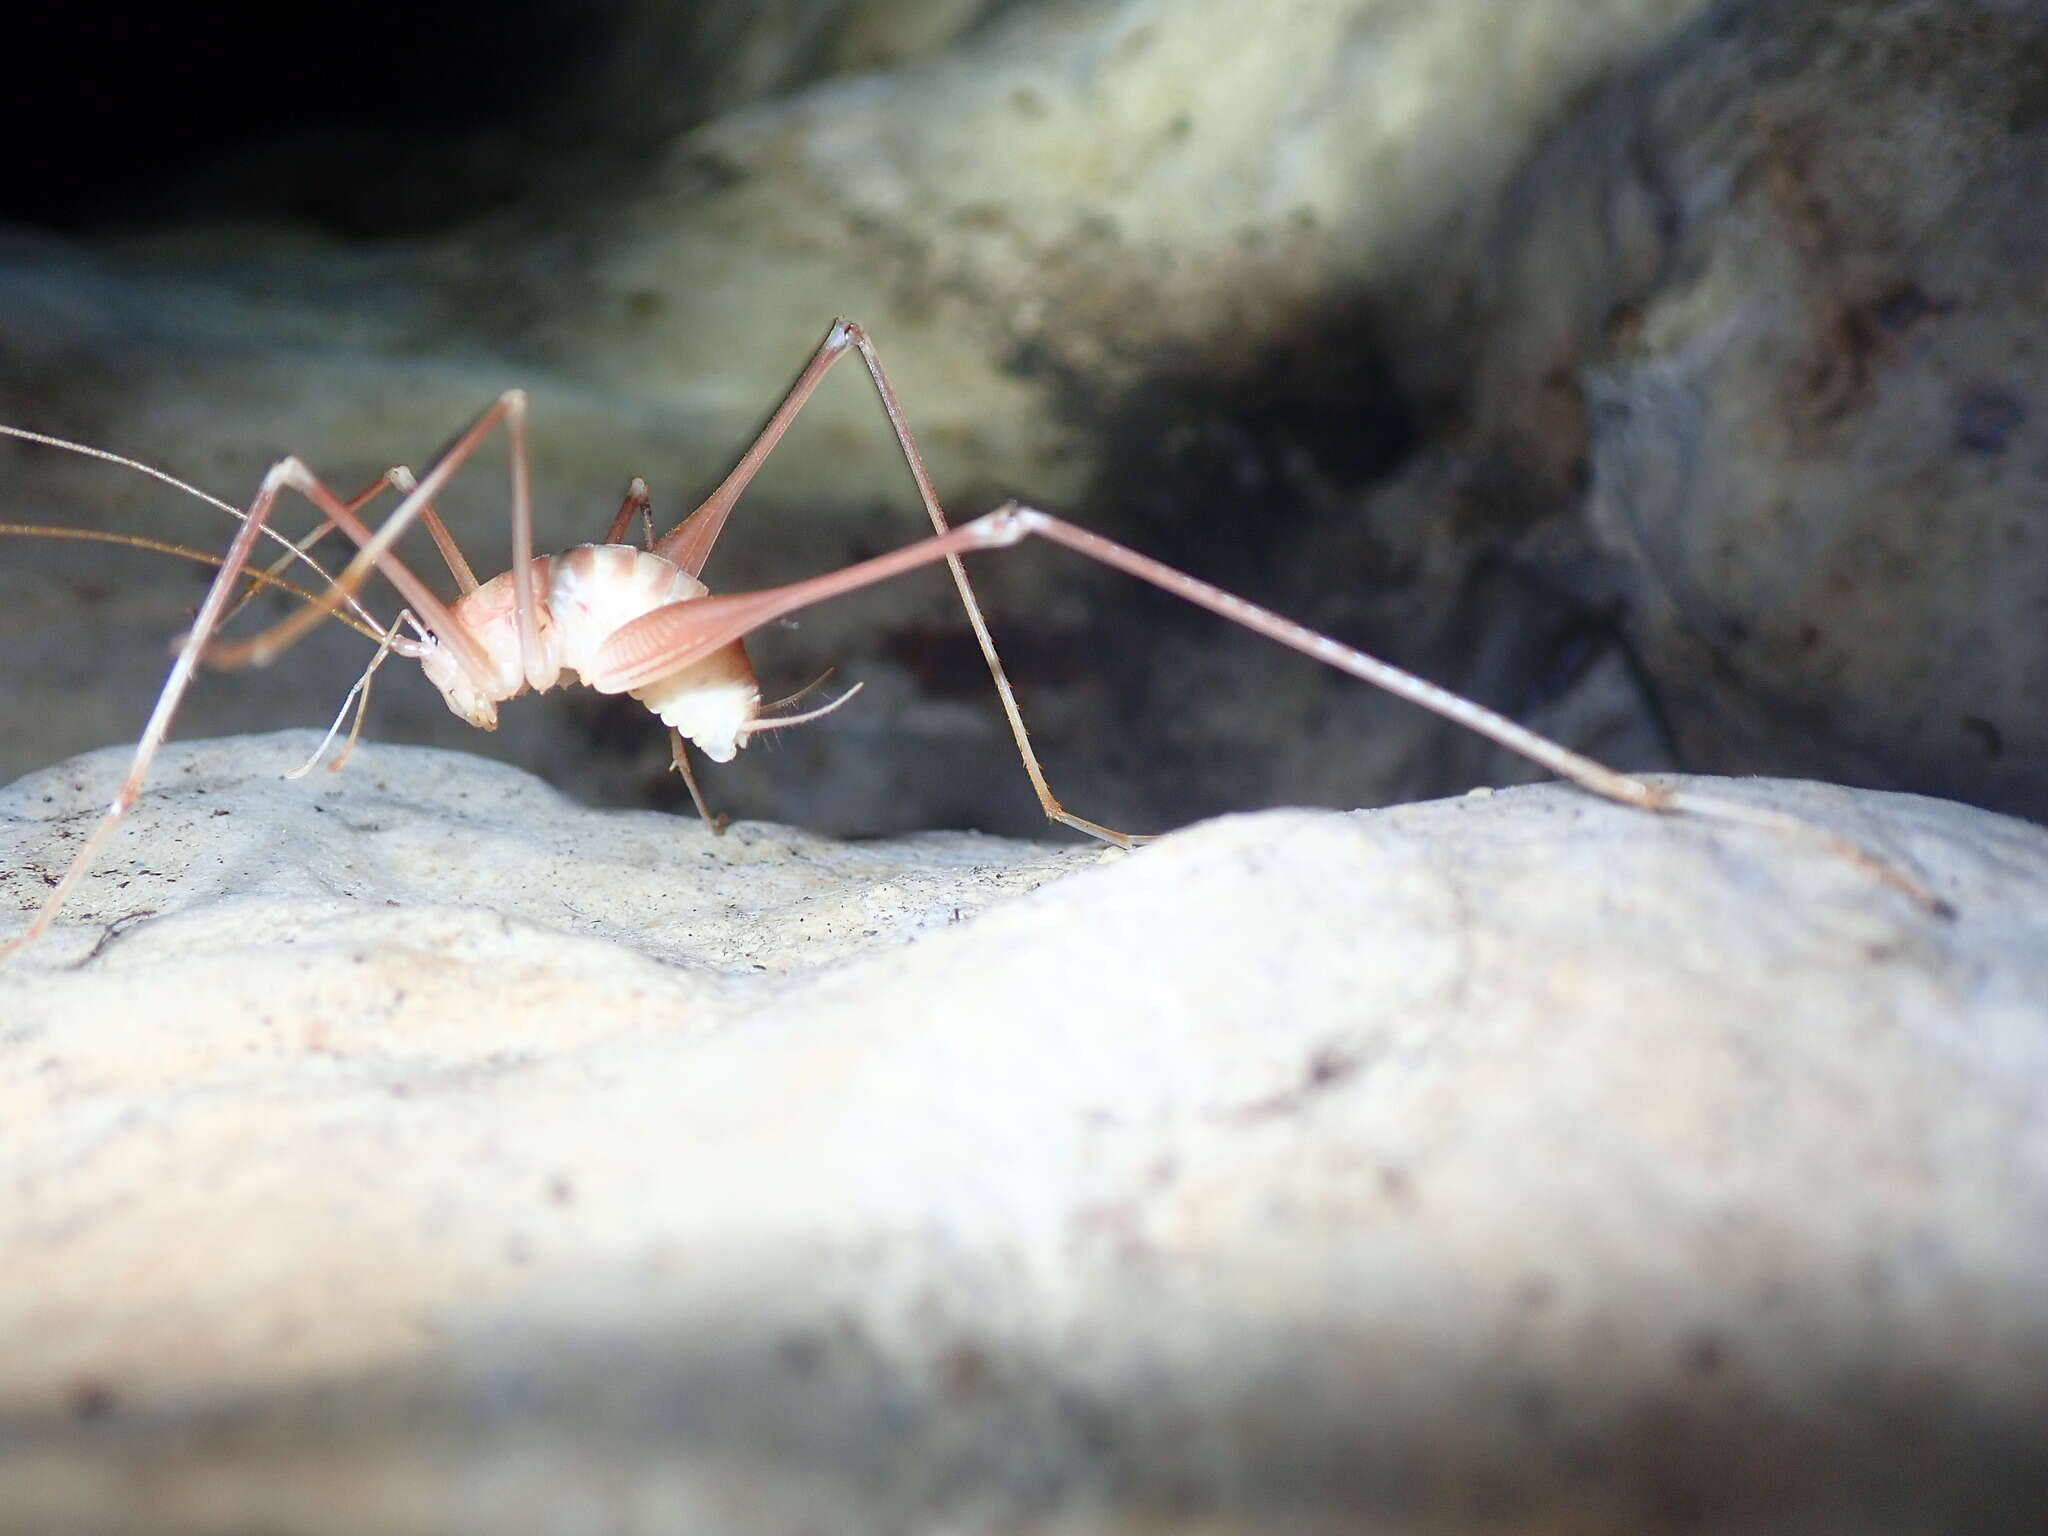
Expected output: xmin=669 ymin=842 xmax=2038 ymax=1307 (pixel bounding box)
xmin=7 ymin=1254 xmax=2046 ymax=1535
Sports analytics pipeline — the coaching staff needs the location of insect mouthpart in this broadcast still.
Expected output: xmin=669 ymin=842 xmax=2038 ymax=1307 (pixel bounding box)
xmin=418 ymin=632 xmax=502 ymax=730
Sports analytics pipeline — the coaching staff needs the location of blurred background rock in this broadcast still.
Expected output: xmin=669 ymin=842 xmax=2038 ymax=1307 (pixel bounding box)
xmin=2 ymin=0 xmax=2037 ymax=836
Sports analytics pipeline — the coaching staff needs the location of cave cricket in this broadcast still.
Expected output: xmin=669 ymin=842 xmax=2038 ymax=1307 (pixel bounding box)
xmin=0 ymin=319 xmax=1947 ymax=959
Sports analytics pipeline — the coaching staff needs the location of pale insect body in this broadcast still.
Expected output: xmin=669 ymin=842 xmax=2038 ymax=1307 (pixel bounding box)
xmin=0 ymin=319 xmax=1948 ymax=962
xmin=421 ymin=544 xmax=762 ymax=761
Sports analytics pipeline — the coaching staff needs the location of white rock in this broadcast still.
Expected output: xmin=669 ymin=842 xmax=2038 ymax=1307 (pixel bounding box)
xmin=2 ymin=733 xmax=2044 ymax=1531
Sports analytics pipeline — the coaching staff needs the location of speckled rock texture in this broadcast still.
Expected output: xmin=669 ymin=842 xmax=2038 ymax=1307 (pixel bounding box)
xmin=2 ymin=734 xmax=2045 ymax=1533
xmin=1463 ymin=0 xmax=2048 ymax=818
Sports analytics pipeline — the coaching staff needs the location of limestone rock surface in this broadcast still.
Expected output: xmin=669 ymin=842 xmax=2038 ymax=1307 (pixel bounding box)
xmin=2 ymin=734 xmax=2045 ymax=1532
xmin=1465 ymin=0 xmax=2048 ymax=816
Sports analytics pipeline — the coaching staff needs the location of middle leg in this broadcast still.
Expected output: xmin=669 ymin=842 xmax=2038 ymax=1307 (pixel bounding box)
xmin=653 ymin=318 xmax=1145 ymax=845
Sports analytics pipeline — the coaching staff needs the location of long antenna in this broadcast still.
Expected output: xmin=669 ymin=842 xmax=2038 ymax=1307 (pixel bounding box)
xmin=0 ymin=422 xmax=385 ymax=633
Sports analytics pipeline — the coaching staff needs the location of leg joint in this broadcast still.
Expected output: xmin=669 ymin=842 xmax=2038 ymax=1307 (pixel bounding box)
xmin=264 ymin=456 xmax=311 ymax=491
